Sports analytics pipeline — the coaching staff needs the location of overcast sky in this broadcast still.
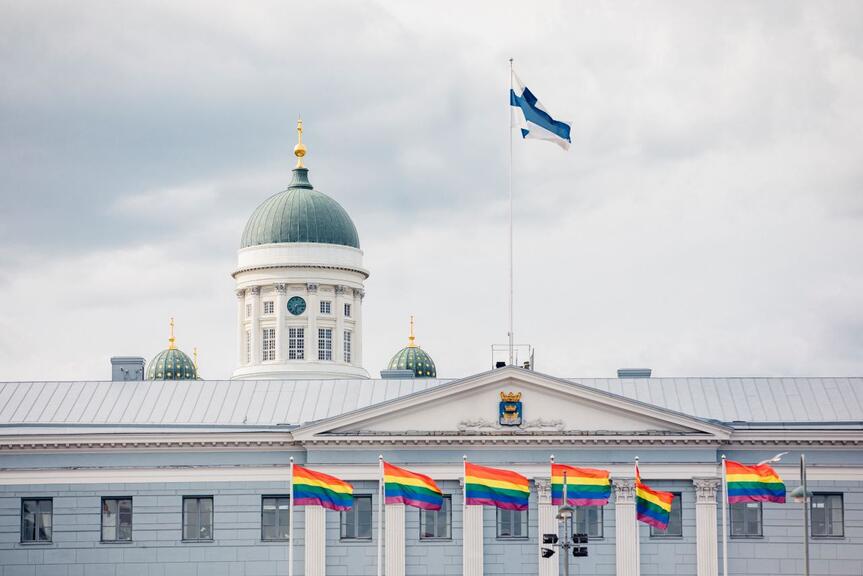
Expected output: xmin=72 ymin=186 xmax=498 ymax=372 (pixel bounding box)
xmin=1 ymin=0 xmax=862 ymax=381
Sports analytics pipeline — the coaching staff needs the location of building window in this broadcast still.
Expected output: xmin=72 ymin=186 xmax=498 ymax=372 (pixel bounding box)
xmin=183 ymin=497 xmax=213 ymax=541
xmin=343 ymin=331 xmax=352 ymax=363
xmin=289 ymin=327 xmax=304 ymax=360
xmin=318 ymin=328 xmax=332 ymax=361
xmin=263 ymin=301 xmax=274 ymax=315
xmin=650 ymin=493 xmax=682 ymax=537
xmin=245 ymin=330 xmax=251 ymax=364
xmin=730 ymin=501 xmax=762 ymax=537
xmin=570 ymin=506 xmax=604 ymax=539
xmin=20 ymin=498 xmax=52 ymax=543
xmin=344 ymin=303 xmax=351 ymax=317
xmin=261 ymin=496 xmax=290 ymax=541
xmin=101 ymin=497 xmax=133 ymax=542
xmin=320 ymin=300 xmax=331 ymax=314
xmin=341 ymin=495 xmax=372 ymax=540
xmin=497 ymin=508 xmax=528 ymax=539
xmin=246 ymin=303 xmax=252 ymax=318
xmin=262 ymin=328 xmax=276 ymax=361
xmin=420 ymin=495 xmax=451 ymax=540
xmin=811 ymin=493 xmax=843 ymax=537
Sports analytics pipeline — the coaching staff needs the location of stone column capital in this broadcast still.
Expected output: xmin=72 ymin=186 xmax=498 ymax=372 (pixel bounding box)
xmin=356 ymin=288 xmax=365 ymax=299
xmin=274 ymin=283 xmax=287 ymax=295
xmin=335 ymin=285 xmax=347 ymax=295
xmin=535 ymin=477 xmax=552 ymax=503
xmin=306 ymin=283 xmax=318 ymax=294
xmin=235 ymin=289 xmax=246 ymax=299
xmin=613 ymin=478 xmax=637 ymax=503
xmin=693 ymin=477 xmax=721 ymax=504
xmin=250 ymin=286 xmax=261 ymax=295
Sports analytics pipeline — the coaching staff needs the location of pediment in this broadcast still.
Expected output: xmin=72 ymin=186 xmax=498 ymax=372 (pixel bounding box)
xmin=293 ymin=368 xmax=730 ymax=440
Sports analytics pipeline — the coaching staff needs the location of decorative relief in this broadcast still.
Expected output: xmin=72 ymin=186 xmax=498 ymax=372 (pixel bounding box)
xmin=693 ymin=478 xmax=721 ymax=503
xmin=307 ymin=283 xmax=319 ymax=294
xmin=274 ymin=283 xmax=288 ymax=295
xmin=535 ymin=478 xmax=552 ymax=501
xmin=457 ymin=418 xmax=565 ymax=432
xmin=613 ymin=478 xmax=637 ymax=503
xmin=250 ymin=286 xmax=261 ymax=295
xmin=235 ymin=289 xmax=246 ymax=299
xmin=335 ymin=285 xmax=347 ymax=295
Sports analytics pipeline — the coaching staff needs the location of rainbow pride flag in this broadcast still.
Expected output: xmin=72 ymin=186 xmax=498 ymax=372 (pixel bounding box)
xmin=383 ymin=462 xmax=443 ymax=510
xmin=725 ymin=460 xmax=785 ymax=504
xmin=464 ymin=462 xmax=530 ymax=510
xmin=635 ymin=463 xmax=674 ymax=531
xmin=292 ymin=465 xmax=353 ymax=511
xmin=551 ymin=464 xmax=611 ymax=506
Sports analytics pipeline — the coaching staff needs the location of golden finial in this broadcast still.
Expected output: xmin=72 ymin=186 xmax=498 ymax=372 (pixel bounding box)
xmin=193 ymin=347 xmax=198 ymax=371
xmin=294 ymin=117 xmax=307 ymax=168
xmin=408 ymin=315 xmax=417 ymax=348
xmin=168 ymin=317 xmax=176 ymax=350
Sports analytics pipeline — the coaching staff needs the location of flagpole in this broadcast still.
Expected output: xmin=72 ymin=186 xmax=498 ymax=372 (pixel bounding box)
xmin=288 ymin=456 xmax=294 ymax=576
xmin=377 ymin=455 xmax=384 ymax=576
xmin=507 ymin=57 xmax=514 ymax=366
xmin=721 ymin=455 xmax=728 ymax=576
xmin=635 ymin=456 xmax=640 ymax=576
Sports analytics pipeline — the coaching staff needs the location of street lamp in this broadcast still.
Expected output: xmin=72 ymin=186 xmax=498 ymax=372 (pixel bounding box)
xmin=788 ymin=454 xmax=811 ymax=576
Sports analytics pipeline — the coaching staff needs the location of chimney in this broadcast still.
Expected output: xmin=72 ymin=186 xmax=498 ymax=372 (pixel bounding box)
xmin=111 ymin=357 xmax=145 ymax=381
xmin=617 ymin=368 xmax=652 ymax=379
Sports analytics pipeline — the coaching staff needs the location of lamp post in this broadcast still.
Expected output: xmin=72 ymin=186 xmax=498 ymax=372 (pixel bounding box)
xmin=789 ymin=454 xmax=810 ymax=576
xmin=556 ymin=474 xmax=572 ymax=576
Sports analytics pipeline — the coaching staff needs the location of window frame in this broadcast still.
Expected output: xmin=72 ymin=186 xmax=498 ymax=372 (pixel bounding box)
xmin=20 ymin=498 xmax=53 ymax=544
xmin=344 ymin=303 xmax=351 ymax=317
xmin=569 ymin=505 xmax=604 ymax=540
xmin=288 ymin=327 xmax=305 ymax=360
xmin=343 ymin=330 xmax=352 ymax=363
xmin=261 ymin=495 xmax=291 ymax=542
xmin=262 ymin=327 xmax=276 ymax=361
xmin=263 ymin=300 xmax=274 ymax=315
xmin=419 ymin=495 xmax=452 ymax=541
xmin=649 ymin=493 xmax=682 ymax=538
xmin=340 ymin=494 xmax=373 ymax=541
xmin=320 ymin=300 xmax=332 ymax=315
xmin=729 ymin=501 xmax=762 ymax=538
xmin=810 ymin=493 xmax=844 ymax=538
xmin=318 ymin=328 xmax=333 ymax=361
xmin=182 ymin=496 xmax=214 ymax=542
xmin=496 ymin=507 xmax=529 ymax=540
xmin=101 ymin=496 xmax=133 ymax=543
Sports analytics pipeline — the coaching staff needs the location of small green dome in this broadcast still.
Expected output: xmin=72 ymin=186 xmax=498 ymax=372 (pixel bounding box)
xmin=387 ymin=346 xmax=437 ymax=378
xmin=146 ymin=348 xmax=198 ymax=380
xmin=240 ymin=168 xmax=360 ymax=249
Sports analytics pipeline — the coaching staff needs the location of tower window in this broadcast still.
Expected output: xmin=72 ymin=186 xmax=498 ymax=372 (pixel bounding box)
xmin=262 ymin=328 xmax=276 ymax=361
xmin=320 ymin=301 xmax=331 ymax=314
xmin=245 ymin=330 xmax=251 ymax=364
xmin=344 ymin=303 xmax=351 ymax=317
xmin=318 ymin=328 xmax=332 ymax=361
xmin=289 ymin=328 xmax=305 ymax=360
xmin=343 ymin=331 xmax=352 ymax=363
xmin=263 ymin=301 xmax=274 ymax=315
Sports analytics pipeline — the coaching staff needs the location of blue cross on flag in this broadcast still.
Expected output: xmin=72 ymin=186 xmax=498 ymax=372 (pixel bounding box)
xmin=510 ymin=71 xmax=572 ymax=150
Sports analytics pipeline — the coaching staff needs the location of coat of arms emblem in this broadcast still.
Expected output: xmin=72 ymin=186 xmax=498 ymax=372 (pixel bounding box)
xmin=499 ymin=392 xmax=523 ymax=426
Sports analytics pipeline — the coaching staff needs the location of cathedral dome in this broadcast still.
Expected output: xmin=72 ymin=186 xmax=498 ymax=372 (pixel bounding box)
xmin=386 ymin=317 xmax=437 ymax=378
xmin=146 ymin=319 xmax=198 ymax=380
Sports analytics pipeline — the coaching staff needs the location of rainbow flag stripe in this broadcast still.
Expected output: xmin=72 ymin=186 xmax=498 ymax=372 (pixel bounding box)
xmin=384 ymin=462 xmax=443 ymax=511
xmin=551 ymin=464 xmax=611 ymax=506
xmin=635 ymin=464 xmax=673 ymax=531
xmin=725 ymin=460 xmax=785 ymax=504
xmin=464 ymin=463 xmax=530 ymax=510
xmin=293 ymin=465 xmax=353 ymax=511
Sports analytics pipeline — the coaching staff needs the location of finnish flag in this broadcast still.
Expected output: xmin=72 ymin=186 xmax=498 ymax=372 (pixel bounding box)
xmin=510 ymin=72 xmax=572 ymax=150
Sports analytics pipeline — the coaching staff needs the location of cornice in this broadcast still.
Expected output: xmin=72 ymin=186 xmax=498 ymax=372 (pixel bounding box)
xmin=232 ymin=263 xmax=370 ymax=280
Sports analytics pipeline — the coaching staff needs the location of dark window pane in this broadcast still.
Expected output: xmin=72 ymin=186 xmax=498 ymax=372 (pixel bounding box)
xmin=21 ymin=499 xmax=52 ymax=543
xmin=730 ymin=501 xmax=761 ymax=537
xmin=341 ymin=496 xmax=372 ymax=540
xmin=650 ymin=494 xmax=682 ymax=537
xmin=183 ymin=497 xmax=213 ymax=541
xmin=811 ymin=494 xmax=843 ymax=537
xmin=497 ymin=508 xmax=528 ymax=538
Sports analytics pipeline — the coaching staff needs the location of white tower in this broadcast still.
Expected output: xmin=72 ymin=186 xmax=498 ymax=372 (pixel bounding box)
xmin=232 ymin=121 xmax=369 ymax=379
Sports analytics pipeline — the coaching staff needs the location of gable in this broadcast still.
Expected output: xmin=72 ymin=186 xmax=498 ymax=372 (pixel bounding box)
xmin=295 ymin=368 xmax=730 ymax=439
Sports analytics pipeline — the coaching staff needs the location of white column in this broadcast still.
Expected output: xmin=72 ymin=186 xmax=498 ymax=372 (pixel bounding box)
xmin=335 ymin=285 xmax=346 ymax=364
xmin=275 ymin=284 xmax=287 ymax=362
xmin=536 ymin=478 xmax=559 ymax=576
xmin=354 ymin=288 xmax=364 ymax=367
xmin=463 ymin=504 xmax=484 ymax=576
xmin=694 ymin=478 xmax=721 ymax=576
xmin=385 ymin=503 xmax=405 ymax=576
xmin=307 ymin=283 xmax=319 ymax=362
xmin=250 ymin=286 xmax=261 ymax=365
xmin=235 ymin=289 xmax=246 ymax=365
xmin=305 ymin=505 xmax=326 ymax=576
xmin=614 ymin=478 xmax=639 ymax=576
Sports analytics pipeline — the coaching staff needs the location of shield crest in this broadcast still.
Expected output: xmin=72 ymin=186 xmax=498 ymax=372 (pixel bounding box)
xmin=499 ymin=392 xmax=523 ymax=426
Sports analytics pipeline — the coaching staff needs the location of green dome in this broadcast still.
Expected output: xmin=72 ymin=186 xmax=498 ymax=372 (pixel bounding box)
xmin=387 ymin=346 xmax=437 ymax=378
xmin=240 ymin=168 xmax=360 ymax=249
xmin=146 ymin=347 xmax=198 ymax=380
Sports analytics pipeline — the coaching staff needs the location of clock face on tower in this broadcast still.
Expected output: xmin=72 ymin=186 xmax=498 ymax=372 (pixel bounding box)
xmin=287 ymin=296 xmax=306 ymax=316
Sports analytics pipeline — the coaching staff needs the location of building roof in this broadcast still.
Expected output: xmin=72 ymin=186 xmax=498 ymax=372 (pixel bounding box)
xmin=0 ymin=377 xmax=861 ymax=432
xmin=240 ymin=168 xmax=360 ymax=249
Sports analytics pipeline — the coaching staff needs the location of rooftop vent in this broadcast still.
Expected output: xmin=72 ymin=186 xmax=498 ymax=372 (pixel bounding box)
xmin=380 ymin=369 xmax=416 ymax=380
xmin=617 ymin=368 xmax=652 ymax=379
xmin=111 ymin=357 xmax=145 ymax=381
